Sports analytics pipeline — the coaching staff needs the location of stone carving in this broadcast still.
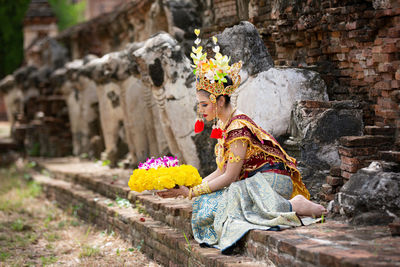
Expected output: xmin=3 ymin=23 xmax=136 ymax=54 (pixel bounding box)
xmin=331 ymin=162 xmax=400 ymax=225
xmin=291 ymin=100 xmax=363 ymax=170
xmin=105 ymin=47 xmax=167 ymax=166
xmin=1 ymin=21 xmax=336 ymax=179
xmin=288 ymin=100 xmax=363 ymax=198
xmin=214 ymin=21 xmax=273 ymax=77
xmin=236 ymin=68 xmax=329 ymax=137
xmin=0 ymin=75 xmax=21 ymax=136
xmin=130 ymin=32 xmax=200 ymax=168
xmin=55 ymin=59 xmax=101 ymax=157
xmin=80 ymin=53 xmax=128 ymax=166
xmin=11 ymin=66 xmax=40 ymax=123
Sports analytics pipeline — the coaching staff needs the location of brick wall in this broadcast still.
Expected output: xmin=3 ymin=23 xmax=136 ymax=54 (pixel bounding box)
xmin=214 ymin=0 xmax=238 ymax=25
xmin=202 ymin=0 xmax=400 ymax=130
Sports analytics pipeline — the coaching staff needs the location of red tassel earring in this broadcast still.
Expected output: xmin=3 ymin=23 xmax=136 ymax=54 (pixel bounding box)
xmin=210 ymin=95 xmax=223 ymax=139
xmin=194 ymin=119 xmax=204 ymax=133
xmin=194 ymin=104 xmax=204 ymax=133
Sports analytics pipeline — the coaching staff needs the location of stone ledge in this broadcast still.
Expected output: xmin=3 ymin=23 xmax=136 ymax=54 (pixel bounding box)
xmin=364 ymin=125 xmax=396 ymax=136
xmin=379 ymin=151 xmax=400 ymax=163
xmin=33 ymin=173 xmax=268 ymax=267
xmin=244 ymin=223 xmax=400 ymax=267
xmin=34 ymin=157 xmax=193 ymax=238
xmin=339 ymin=135 xmax=393 ymax=147
xmin=34 ymin=158 xmax=400 ymax=267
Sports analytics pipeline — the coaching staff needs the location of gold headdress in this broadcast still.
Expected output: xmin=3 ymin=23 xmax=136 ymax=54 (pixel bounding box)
xmin=191 ymin=29 xmax=242 ymax=138
xmin=191 ymin=29 xmax=242 ymax=102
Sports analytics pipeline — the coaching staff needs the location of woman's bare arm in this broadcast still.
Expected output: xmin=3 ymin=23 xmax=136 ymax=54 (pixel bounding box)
xmin=207 ymin=140 xmax=248 ymax=192
xmin=202 ymin=167 xmax=224 ymax=183
xmin=157 ymin=139 xmax=247 ymax=199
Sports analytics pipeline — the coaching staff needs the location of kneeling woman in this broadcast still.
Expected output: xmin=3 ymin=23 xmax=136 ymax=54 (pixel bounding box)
xmin=158 ymin=32 xmax=326 ymax=252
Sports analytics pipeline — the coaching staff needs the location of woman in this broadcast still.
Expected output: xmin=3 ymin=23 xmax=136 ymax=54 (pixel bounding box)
xmin=158 ymin=31 xmax=326 ymax=252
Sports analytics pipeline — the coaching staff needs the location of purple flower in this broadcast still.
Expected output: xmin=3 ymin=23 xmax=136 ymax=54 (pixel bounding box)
xmin=138 ymin=156 xmax=180 ymax=170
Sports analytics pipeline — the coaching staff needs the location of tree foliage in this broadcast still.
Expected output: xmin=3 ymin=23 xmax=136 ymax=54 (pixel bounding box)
xmin=48 ymin=0 xmax=86 ymax=31
xmin=0 ymin=0 xmax=31 ymax=79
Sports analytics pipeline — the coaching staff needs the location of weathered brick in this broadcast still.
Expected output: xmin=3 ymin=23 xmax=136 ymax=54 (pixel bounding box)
xmin=375 ymin=109 xmax=399 ymax=119
xmin=372 ymin=53 xmax=396 ymax=63
xmin=377 ymin=63 xmax=393 ymax=73
xmin=379 ymin=151 xmax=400 ymax=163
xmin=330 ymin=166 xmax=342 ymax=176
xmin=295 ymin=244 xmax=318 ymax=264
xmin=381 ymin=90 xmax=393 ymax=98
xmin=364 ymin=125 xmax=396 ymax=136
xmin=342 ymin=170 xmax=352 ymax=180
xmin=374 ymin=81 xmax=392 ymax=90
xmin=321 ymin=183 xmax=333 ymax=194
xmin=340 ymin=162 xmax=361 ymax=173
xmin=377 ymin=97 xmax=399 ymax=109
xmin=268 ymin=251 xmax=295 ymax=266
xmin=338 ymin=61 xmax=350 ymax=68
xmin=299 ymin=100 xmax=332 ymax=109
xmin=320 ymin=192 xmax=335 ymax=201
xmin=392 ymin=80 xmax=400 ymax=88
xmin=388 ymin=26 xmax=400 ymax=38
xmin=326 ymin=175 xmax=343 ymax=186
xmin=339 ymin=135 xmax=392 ymax=147
xmin=277 ymin=240 xmax=297 ymax=256
xmin=255 ymin=245 xmax=269 ymax=262
xmin=396 ymin=70 xmax=400 ymax=80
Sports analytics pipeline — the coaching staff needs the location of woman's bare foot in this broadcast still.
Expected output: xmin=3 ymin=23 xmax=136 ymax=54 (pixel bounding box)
xmin=289 ymin=195 xmax=327 ymax=217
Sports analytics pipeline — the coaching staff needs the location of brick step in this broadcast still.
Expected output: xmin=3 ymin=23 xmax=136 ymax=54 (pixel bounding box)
xmin=298 ymin=100 xmax=362 ymax=110
xmin=34 ymin=157 xmax=193 ymax=237
xmin=339 ymin=135 xmax=393 ymax=148
xmin=34 ymin=158 xmax=400 ymax=267
xmin=364 ymin=125 xmax=396 ymax=136
xmin=32 ymin=173 xmax=268 ymax=267
xmin=379 ymin=151 xmax=400 ymax=163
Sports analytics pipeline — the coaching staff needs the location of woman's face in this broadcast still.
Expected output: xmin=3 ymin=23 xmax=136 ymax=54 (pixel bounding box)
xmin=196 ymin=91 xmax=216 ymax=122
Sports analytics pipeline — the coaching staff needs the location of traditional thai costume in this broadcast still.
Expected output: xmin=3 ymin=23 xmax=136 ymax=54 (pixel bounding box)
xmin=189 ymin=30 xmax=311 ymax=252
xmin=192 ymin=114 xmax=310 ymax=251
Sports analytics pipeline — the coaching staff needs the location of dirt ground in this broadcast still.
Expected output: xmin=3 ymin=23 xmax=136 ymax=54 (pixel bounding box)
xmin=0 ymin=165 xmax=162 ymax=267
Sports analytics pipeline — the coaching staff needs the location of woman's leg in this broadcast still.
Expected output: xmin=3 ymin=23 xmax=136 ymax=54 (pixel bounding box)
xmin=289 ymin=195 xmax=327 ymax=217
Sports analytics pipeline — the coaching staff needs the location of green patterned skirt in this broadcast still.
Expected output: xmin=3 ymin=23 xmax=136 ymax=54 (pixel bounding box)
xmin=191 ymin=172 xmax=302 ymax=251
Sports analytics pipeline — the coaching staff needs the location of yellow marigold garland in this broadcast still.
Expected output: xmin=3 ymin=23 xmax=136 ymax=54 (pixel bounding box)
xmin=128 ymin=165 xmax=202 ymax=192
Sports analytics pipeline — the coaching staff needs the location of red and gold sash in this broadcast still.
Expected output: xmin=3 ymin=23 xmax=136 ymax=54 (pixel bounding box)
xmin=215 ymin=114 xmax=310 ymax=199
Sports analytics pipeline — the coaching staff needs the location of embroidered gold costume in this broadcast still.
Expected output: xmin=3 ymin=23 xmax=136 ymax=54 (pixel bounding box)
xmin=190 ymin=29 xmax=314 ymax=253
xmin=215 ymin=114 xmax=310 ymax=199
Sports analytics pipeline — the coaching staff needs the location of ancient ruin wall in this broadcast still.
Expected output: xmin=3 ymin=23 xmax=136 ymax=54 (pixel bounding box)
xmin=54 ymin=0 xmax=201 ymax=60
xmin=202 ymin=0 xmax=400 ymax=131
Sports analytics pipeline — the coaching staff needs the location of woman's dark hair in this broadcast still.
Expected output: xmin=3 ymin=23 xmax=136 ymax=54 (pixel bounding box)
xmin=217 ymin=76 xmax=232 ymax=106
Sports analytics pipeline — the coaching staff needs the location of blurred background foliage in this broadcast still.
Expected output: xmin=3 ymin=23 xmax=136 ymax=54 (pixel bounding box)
xmin=48 ymin=0 xmax=86 ymax=31
xmin=0 ymin=0 xmax=86 ymax=79
xmin=0 ymin=0 xmax=31 ymax=79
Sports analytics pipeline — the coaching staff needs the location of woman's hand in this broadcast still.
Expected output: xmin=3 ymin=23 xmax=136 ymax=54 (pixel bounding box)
xmin=157 ymin=186 xmax=189 ymax=198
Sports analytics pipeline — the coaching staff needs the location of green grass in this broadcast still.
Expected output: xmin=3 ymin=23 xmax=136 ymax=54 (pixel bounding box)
xmin=11 ymin=219 xmax=24 ymax=231
xmin=40 ymin=255 xmax=57 ymax=266
xmin=0 ymin=166 xmax=42 ymax=213
xmin=0 ymin=251 xmax=10 ymax=262
xmin=79 ymin=245 xmax=100 ymax=258
xmin=44 ymin=233 xmax=60 ymax=242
